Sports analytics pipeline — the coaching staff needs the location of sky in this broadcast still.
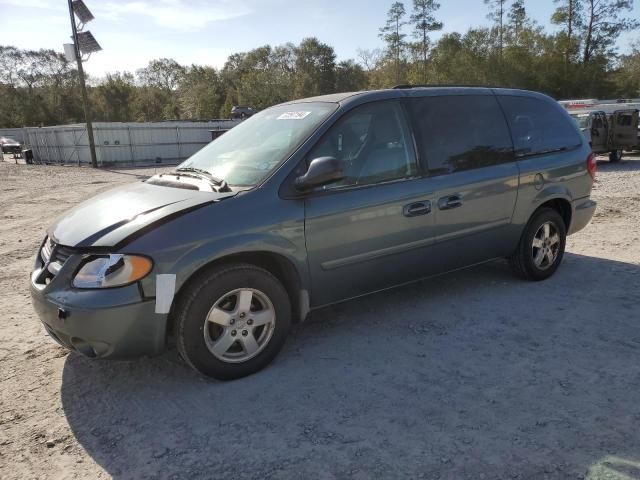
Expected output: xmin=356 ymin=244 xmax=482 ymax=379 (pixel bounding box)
xmin=0 ymin=0 xmax=638 ymax=78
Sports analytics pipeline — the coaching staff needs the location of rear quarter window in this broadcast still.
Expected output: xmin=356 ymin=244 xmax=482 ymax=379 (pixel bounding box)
xmin=497 ymin=95 xmax=583 ymax=156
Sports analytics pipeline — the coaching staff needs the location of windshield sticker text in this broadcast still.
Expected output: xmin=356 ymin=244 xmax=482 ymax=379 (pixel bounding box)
xmin=277 ymin=111 xmax=311 ymax=120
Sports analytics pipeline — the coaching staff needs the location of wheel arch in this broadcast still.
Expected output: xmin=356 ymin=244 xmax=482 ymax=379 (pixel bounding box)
xmin=529 ymin=185 xmax=573 ymax=231
xmin=535 ymin=197 xmax=572 ymax=231
xmin=168 ymin=250 xmax=309 ymax=338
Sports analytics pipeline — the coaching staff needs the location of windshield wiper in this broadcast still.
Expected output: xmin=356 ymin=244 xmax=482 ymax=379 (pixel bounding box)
xmin=173 ymin=167 xmax=230 ymax=192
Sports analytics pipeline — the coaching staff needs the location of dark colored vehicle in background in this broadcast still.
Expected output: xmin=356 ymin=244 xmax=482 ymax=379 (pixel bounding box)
xmin=31 ymin=87 xmax=596 ymax=380
xmin=1 ymin=136 xmax=22 ymax=154
xmin=230 ymin=105 xmax=256 ymax=120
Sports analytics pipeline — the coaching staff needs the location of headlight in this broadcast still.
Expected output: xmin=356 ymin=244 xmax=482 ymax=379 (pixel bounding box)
xmin=73 ymin=254 xmax=153 ymax=289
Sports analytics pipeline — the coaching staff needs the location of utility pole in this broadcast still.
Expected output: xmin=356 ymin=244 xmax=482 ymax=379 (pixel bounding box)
xmin=66 ymin=0 xmax=98 ymax=167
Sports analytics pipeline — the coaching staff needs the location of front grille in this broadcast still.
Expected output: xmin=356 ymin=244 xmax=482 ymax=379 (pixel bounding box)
xmin=52 ymin=245 xmax=74 ymax=265
xmin=41 ymin=238 xmax=74 ymax=266
xmin=36 ymin=237 xmax=77 ymax=284
xmin=41 ymin=237 xmax=53 ymax=262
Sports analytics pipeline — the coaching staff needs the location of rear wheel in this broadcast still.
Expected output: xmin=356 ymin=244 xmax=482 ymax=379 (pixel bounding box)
xmin=609 ymin=149 xmax=622 ymax=163
xmin=508 ymin=208 xmax=567 ymax=281
xmin=174 ymin=264 xmax=291 ymax=380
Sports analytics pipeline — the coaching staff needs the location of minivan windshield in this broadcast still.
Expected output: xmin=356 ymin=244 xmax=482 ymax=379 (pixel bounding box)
xmin=178 ymin=102 xmax=337 ymax=186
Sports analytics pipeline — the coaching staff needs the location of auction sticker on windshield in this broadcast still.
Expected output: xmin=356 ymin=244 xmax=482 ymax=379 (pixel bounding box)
xmin=277 ymin=111 xmax=311 ymax=120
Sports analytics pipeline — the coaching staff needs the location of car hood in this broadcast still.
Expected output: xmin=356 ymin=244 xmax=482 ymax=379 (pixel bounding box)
xmin=48 ymin=181 xmax=235 ymax=248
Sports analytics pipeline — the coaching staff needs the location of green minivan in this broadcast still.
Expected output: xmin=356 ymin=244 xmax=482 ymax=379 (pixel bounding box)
xmin=31 ymin=87 xmax=597 ymax=379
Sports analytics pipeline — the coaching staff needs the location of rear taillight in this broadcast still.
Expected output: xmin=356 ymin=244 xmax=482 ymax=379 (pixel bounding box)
xmin=587 ymin=152 xmax=597 ymax=180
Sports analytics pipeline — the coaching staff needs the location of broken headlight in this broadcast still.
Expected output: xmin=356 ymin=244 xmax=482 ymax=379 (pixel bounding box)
xmin=73 ymin=254 xmax=153 ymax=289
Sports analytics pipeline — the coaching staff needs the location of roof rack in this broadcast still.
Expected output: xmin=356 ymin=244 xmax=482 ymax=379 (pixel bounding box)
xmin=392 ymin=84 xmax=512 ymax=89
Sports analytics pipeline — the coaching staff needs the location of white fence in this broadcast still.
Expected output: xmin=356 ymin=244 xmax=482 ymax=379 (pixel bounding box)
xmin=18 ymin=120 xmax=240 ymax=166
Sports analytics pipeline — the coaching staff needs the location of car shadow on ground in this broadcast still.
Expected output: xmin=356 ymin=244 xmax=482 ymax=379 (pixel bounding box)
xmin=60 ymin=253 xmax=640 ymax=479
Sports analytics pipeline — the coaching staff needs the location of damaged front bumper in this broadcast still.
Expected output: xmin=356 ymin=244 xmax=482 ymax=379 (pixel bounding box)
xmin=30 ymin=240 xmax=168 ymax=359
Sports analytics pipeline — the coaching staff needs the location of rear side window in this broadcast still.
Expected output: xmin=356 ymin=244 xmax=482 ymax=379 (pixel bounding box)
xmin=407 ymin=95 xmax=514 ymax=175
xmin=498 ymin=95 xmax=582 ymax=156
xmin=617 ymin=113 xmax=633 ymax=126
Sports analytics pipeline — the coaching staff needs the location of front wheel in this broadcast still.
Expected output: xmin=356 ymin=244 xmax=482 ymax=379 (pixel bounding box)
xmin=508 ymin=208 xmax=567 ymax=281
xmin=609 ymin=149 xmax=622 ymax=163
xmin=174 ymin=264 xmax=291 ymax=380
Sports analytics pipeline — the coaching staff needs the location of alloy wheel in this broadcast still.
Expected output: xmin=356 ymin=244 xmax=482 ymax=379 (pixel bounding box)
xmin=531 ymin=221 xmax=561 ymax=270
xmin=203 ymin=288 xmax=276 ymax=363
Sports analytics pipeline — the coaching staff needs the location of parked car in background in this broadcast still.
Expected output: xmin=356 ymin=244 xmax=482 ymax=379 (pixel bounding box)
xmin=570 ymin=109 xmax=639 ymax=161
xmin=31 ymin=87 xmax=596 ymax=380
xmin=0 ymin=137 xmax=22 ymax=154
xmin=230 ymin=105 xmax=256 ymax=120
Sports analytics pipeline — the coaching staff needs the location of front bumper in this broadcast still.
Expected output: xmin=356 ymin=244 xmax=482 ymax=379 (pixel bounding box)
xmin=568 ymin=197 xmax=597 ymax=235
xmin=30 ymin=249 xmax=167 ymax=359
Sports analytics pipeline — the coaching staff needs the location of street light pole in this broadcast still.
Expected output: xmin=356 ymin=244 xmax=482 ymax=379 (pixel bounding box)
xmin=67 ymin=0 xmax=98 ymax=168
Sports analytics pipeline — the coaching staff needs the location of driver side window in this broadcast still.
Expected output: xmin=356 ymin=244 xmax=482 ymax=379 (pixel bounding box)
xmin=307 ymin=101 xmax=417 ymax=190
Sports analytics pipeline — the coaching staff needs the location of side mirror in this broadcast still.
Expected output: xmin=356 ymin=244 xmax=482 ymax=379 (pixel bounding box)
xmin=295 ymin=156 xmax=344 ymax=191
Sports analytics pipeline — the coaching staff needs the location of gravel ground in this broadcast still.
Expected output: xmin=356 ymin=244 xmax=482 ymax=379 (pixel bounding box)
xmin=0 ymin=154 xmax=639 ymax=480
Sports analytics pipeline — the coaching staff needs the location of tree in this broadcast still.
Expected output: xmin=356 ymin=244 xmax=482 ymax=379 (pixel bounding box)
xmin=357 ymin=48 xmax=389 ymax=88
xmin=612 ymin=40 xmax=640 ymax=96
xmin=294 ymin=38 xmax=336 ymax=98
xmin=484 ymin=0 xmax=508 ymax=57
xmin=136 ymin=58 xmax=185 ymax=90
xmin=179 ymin=66 xmax=222 ymax=119
xmin=335 ymin=60 xmax=368 ymax=92
xmin=551 ymin=0 xmax=584 ymax=64
xmin=581 ymin=0 xmax=639 ymax=64
xmin=379 ymin=2 xmax=408 ymax=84
xmin=134 ymin=86 xmax=170 ymax=121
xmin=0 ymin=46 xmax=77 ymax=126
xmin=508 ymin=0 xmax=527 ymax=46
xmin=220 ymin=44 xmax=297 ymax=110
xmin=0 ymin=46 xmax=26 ymax=87
xmin=357 ymin=48 xmax=383 ymax=73
xmin=136 ymin=58 xmax=186 ymax=120
xmin=92 ymin=72 xmax=136 ymax=122
xmin=410 ymin=0 xmax=443 ymax=82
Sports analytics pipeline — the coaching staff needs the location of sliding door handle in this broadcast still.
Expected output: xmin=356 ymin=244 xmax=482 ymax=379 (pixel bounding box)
xmin=438 ymin=195 xmax=463 ymax=210
xmin=403 ymin=201 xmax=431 ymax=217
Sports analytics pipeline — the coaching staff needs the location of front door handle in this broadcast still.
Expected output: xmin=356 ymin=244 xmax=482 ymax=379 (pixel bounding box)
xmin=438 ymin=195 xmax=463 ymax=210
xmin=403 ymin=201 xmax=431 ymax=217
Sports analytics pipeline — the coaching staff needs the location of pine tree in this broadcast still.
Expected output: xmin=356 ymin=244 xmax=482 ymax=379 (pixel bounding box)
xmin=508 ymin=0 xmax=526 ymax=46
xmin=379 ymin=2 xmax=408 ymax=84
xmin=484 ymin=0 xmax=508 ymax=57
xmin=410 ymin=0 xmax=443 ymax=82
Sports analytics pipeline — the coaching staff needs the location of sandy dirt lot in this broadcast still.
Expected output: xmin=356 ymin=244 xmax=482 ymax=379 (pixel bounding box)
xmin=0 ymin=154 xmax=639 ymax=480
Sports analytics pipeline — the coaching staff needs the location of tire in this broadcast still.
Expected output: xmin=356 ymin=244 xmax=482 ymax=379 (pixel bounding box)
xmin=609 ymin=149 xmax=622 ymax=163
xmin=508 ymin=208 xmax=567 ymax=281
xmin=174 ymin=264 xmax=291 ymax=380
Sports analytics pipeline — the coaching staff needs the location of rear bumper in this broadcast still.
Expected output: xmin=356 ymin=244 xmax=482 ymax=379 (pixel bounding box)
xmin=568 ymin=198 xmax=597 ymax=235
xmin=30 ymin=280 xmax=167 ymax=359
